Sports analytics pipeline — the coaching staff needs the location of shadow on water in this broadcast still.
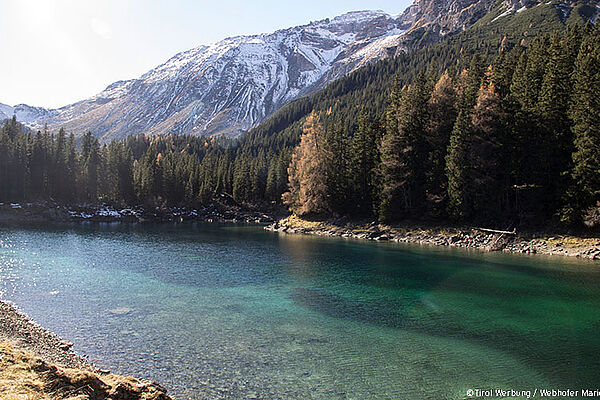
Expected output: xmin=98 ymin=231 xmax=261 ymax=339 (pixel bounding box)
xmin=290 ymin=282 xmax=600 ymax=388
xmin=280 ymin=233 xmax=600 ymax=388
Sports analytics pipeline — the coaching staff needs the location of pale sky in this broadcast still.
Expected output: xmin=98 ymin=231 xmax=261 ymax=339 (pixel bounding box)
xmin=0 ymin=0 xmax=413 ymax=109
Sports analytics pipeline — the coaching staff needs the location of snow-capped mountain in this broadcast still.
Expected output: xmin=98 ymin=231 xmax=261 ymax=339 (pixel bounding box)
xmin=0 ymin=103 xmax=56 ymax=124
xmin=25 ymin=10 xmax=409 ymax=141
xmin=11 ymin=0 xmax=599 ymax=141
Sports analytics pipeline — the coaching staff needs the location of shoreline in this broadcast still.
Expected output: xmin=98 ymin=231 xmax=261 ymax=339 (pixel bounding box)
xmin=0 ymin=300 xmax=91 ymax=370
xmin=0 ymin=201 xmax=279 ymax=225
xmin=267 ymin=216 xmax=600 ymax=260
xmin=0 ymin=299 xmax=172 ymax=399
xmin=3 ymin=201 xmax=599 ymax=261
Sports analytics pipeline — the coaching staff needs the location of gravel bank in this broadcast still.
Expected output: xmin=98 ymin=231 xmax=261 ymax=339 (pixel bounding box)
xmin=0 ymin=300 xmax=91 ymax=370
xmin=0 ymin=300 xmax=172 ymax=399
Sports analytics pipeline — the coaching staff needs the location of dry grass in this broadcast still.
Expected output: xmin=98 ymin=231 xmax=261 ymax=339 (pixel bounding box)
xmin=0 ymin=342 xmax=49 ymax=400
xmin=539 ymin=235 xmax=600 ymax=248
xmin=284 ymin=215 xmax=327 ymax=229
xmin=0 ymin=343 xmax=171 ymax=400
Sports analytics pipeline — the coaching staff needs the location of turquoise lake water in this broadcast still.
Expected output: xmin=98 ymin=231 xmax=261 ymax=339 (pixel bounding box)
xmin=1 ymin=223 xmax=599 ymax=399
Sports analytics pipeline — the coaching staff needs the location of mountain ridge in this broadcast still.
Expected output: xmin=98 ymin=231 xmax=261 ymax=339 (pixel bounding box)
xmin=24 ymin=10 xmax=408 ymax=141
xmin=4 ymin=0 xmax=599 ymax=141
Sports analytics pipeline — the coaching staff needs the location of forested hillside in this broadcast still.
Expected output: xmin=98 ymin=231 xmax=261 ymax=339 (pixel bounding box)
xmin=1 ymin=8 xmax=599 ymax=229
xmin=281 ymin=24 xmax=600 ymax=228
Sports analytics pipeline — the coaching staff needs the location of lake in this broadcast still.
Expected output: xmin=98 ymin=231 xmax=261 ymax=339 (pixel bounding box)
xmin=1 ymin=223 xmax=599 ymax=399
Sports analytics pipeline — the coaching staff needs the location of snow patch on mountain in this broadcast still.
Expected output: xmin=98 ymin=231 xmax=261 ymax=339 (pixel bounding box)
xmin=0 ymin=102 xmax=56 ymax=124
xmin=0 ymin=103 xmax=13 ymax=120
xmin=29 ymin=10 xmax=408 ymax=140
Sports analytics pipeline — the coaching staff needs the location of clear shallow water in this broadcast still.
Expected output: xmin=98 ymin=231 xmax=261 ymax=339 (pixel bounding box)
xmin=1 ymin=223 xmax=600 ymax=399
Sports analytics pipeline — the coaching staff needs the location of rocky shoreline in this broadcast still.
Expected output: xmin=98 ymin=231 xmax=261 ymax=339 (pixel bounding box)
xmin=0 ymin=300 xmax=172 ymax=399
xmin=267 ymin=216 xmax=600 ymax=260
xmin=0 ymin=300 xmax=91 ymax=371
xmin=0 ymin=200 xmax=277 ymax=225
xmin=4 ymin=201 xmax=598 ymax=260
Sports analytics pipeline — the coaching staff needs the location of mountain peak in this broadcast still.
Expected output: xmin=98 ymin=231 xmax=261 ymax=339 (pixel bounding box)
xmin=330 ymin=10 xmax=390 ymax=23
xmin=27 ymin=8 xmax=406 ymax=140
xmin=18 ymin=0 xmax=599 ymax=141
xmin=0 ymin=102 xmax=56 ymax=124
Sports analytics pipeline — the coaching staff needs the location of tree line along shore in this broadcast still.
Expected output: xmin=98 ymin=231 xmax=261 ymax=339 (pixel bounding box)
xmin=1 ymin=25 xmax=600 ymax=235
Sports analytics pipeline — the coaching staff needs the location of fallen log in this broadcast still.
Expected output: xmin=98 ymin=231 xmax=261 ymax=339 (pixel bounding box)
xmin=473 ymin=227 xmax=517 ymax=235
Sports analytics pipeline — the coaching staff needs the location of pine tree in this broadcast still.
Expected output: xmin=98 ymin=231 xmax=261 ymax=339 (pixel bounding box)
xmin=325 ymin=119 xmax=350 ymax=214
xmin=446 ymin=56 xmax=485 ymax=221
xmin=233 ymin=155 xmax=252 ymax=203
xmin=29 ymin=132 xmax=46 ymax=200
xmin=510 ymin=36 xmax=549 ymax=112
xmin=81 ymin=132 xmax=101 ymax=202
xmin=566 ymin=27 xmax=600 ymax=224
xmin=349 ymin=110 xmax=378 ymax=216
xmin=65 ymin=133 xmax=79 ymax=202
xmin=379 ymin=73 xmax=431 ymax=222
xmin=265 ymin=158 xmax=279 ymax=201
xmin=446 ymin=108 xmax=473 ymax=221
xmin=535 ymin=31 xmax=581 ymax=217
xmin=49 ymin=128 xmax=67 ymax=200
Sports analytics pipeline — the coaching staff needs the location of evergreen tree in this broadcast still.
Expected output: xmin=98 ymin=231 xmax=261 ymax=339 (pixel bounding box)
xmin=81 ymin=132 xmax=101 ymax=202
xmin=537 ymin=31 xmax=580 ymax=215
xmin=349 ymin=110 xmax=378 ymax=216
xmin=29 ymin=132 xmax=46 ymax=199
xmin=446 ymin=56 xmax=485 ymax=221
xmin=233 ymin=155 xmax=252 ymax=203
xmin=379 ymin=73 xmax=430 ymax=222
xmin=325 ymin=119 xmax=350 ymax=214
xmin=566 ymin=27 xmax=600 ymax=224
xmin=52 ymin=128 xmax=67 ymax=200
xmin=65 ymin=133 xmax=79 ymax=202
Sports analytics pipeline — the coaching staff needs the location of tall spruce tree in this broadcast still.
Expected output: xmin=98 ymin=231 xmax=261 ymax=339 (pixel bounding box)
xmin=379 ymin=72 xmax=431 ymax=222
xmin=446 ymin=56 xmax=485 ymax=221
xmin=324 ymin=119 xmax=350 ymax=214
xmin=349 ymin=109 xmax=378 ymax=216
xmin=567 ymin=26 xmax=600 ymax=224
xmin=537 ymin=32 xmax=579 ymax=213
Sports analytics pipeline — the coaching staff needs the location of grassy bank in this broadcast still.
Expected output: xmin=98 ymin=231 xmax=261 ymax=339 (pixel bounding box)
xmin=0 ymin=342 xmax=170 ymax=400
xmin=0 ymin=301 xmax=172 ymax=400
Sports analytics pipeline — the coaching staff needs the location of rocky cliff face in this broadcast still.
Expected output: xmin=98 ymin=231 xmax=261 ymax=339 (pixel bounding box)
xmin=397 ymin=0 xmax=599 ymax=39
xmin=399 ymin=0 xmax=497 ymax=35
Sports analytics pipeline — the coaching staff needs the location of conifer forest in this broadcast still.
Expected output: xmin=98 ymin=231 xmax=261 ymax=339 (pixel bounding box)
xmin=1 ymin=24 xmax=599 ymax=229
